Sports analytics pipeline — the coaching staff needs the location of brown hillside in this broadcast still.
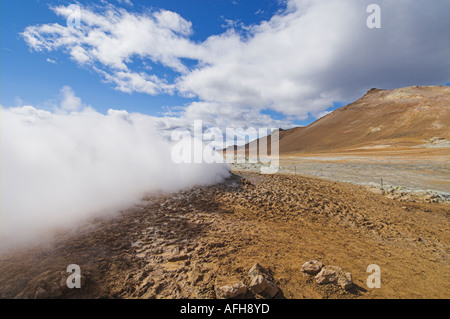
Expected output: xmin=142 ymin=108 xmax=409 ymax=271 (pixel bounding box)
xmin=227 ymin=86 xmax=450 ymax=156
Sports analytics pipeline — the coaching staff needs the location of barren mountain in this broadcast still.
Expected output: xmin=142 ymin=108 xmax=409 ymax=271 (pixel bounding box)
xmin=227 ymin=86 xmax=450 ymax=156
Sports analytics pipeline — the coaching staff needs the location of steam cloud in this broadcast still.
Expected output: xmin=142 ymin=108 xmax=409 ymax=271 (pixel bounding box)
xmin=1 ymin=105 xmax=230 ymax=251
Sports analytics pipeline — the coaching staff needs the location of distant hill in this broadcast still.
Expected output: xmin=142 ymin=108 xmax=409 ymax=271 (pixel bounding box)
xmin=225 ymin=86 xmax=450 ymax=156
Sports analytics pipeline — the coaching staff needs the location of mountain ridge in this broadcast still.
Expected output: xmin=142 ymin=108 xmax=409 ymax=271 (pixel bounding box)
xmin=225 ymin=85 xmax=450 ymax=156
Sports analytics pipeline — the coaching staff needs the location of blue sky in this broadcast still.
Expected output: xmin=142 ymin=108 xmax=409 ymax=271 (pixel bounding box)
xmin=2 ymin=0 xmax=278 ymax=114
xmin=1 ymin=0 xmax=289 ymax=120
xmin=1 ymin=0 xmax=449 ymax=129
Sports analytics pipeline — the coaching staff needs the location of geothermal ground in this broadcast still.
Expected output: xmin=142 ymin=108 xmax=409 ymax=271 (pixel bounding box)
xmin=233 ymin=152 xmax=450 ymax=199
xmin=0 ymin=169 xmax=449 ymax=299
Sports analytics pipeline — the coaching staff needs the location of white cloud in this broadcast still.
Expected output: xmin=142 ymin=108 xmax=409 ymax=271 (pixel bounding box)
xmin=58 ymin=85 xmax=83 ymax=112
xmin=22 ymin=5 xmax=198 ymax=82
xmin=315 ymin=110 xmax=332 ymax=120
xmin=116 ymin=0 xmax=133 ymax=6
xmin=22 ymin=0 xmax=450 ymax=128
xmin=153 ymin=10 xmax=193 ymax=36
xmin=97 ymin=68 xmax=174 ymax=95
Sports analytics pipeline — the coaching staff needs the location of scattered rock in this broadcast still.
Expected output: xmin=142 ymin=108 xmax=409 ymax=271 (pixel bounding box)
xmin=216 ymin=282 xmax=247 ymax=299
xmin=315 ymin=267 xmax=336 ymax=284
xmin=301 ymin=260 xmax=324 ymax=275
xmin=248 ymin=263 xmax=270 ymax=278
xmin=315 ymin=265 xmax=353 ymax=290
xmin=249 ymin=275 xmax=279 ymax=298
xmin=337 ymin=272 xmax=353 ymax=291
xmin=247 ymin=263 xmax=279 ymax=298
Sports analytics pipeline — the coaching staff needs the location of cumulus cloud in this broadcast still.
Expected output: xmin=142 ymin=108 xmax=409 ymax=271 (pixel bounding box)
xmin=22 ymin=4 xmax=197 ymax=75
xmin=0 ymin=91 xmax=230 ymax=251
xmin=21 ymin=0 xmax=450 ymax=127
xmin=58 ymin=85 xmax=84 ymax=112
xmin=97 ymin=68 xmax=174 ymax=95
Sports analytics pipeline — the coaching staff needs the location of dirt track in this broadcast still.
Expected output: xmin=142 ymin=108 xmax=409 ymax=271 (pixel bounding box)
xmin=0 ymin=172 xmax=449 ymax=299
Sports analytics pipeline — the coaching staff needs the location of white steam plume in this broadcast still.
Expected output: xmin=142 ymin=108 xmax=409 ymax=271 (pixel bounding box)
xmin=1 ymin=105 xmax=230 ymax=251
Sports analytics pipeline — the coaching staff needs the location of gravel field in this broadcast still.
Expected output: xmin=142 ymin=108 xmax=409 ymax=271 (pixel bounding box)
xmin=231 ymin=155 xmax=450 ymax=200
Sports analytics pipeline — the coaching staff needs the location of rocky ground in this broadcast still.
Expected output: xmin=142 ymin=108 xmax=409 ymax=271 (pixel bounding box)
xmin=0 ymin=172 xmax=449 ymax=299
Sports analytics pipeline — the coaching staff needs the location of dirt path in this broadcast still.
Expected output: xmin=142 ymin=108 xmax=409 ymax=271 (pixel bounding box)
xmin=0 ymin=172 xmax=449 ymax=299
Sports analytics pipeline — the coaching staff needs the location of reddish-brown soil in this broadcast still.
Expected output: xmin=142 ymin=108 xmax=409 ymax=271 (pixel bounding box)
xmin=1 ymin=172 xmax=448 ymax=299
